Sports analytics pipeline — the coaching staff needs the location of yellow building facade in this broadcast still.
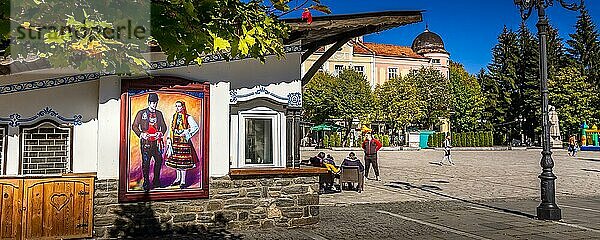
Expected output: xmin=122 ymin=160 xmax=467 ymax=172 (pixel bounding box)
xmin=302 ymin=28 xmax=450 ymax=88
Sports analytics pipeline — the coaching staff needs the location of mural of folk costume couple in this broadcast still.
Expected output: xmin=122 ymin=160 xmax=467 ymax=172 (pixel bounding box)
xmin=164 ymin=100 xmax=200 ymax=189
xmin=132 ymin=93 xmax=199 ymax=191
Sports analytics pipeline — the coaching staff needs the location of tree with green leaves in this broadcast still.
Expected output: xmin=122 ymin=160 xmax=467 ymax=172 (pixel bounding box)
xmin=516 ymin=22 xmax=541 ymax=141
xmin=449 ymin=62 xmax=485 ymax=132
xmin=567 ymin=5 xmax=600 ymax=86
xmin=485 ymin=26 xmax=519 ymax=143
xmin=333 ymin=68 xmax=373 ymax=146
xmin=549 ymin=66 xmax=597 ymax=137
xmin=408 ymin=67 xmax=451 ymax=129
xmin=302 ymin=71 xmax=337 ymax=124
xmin=2 ymin=0 xmax=330 ymax=74
xmin=477 ymin=69 xmax=498 ymax=131
xmin=374 ymin=74 xmax=421 ymax=134
xmin=547 ymin=23 xmax=569 ymax=78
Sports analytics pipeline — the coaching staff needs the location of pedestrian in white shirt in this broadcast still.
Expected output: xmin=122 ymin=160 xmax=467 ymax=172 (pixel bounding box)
xmin=439 ymin=135 xmax=454 ymax=165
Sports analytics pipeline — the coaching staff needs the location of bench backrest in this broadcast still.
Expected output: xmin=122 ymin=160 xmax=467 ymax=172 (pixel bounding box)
xmin=340 ymin=165 xmax=360 ymax=182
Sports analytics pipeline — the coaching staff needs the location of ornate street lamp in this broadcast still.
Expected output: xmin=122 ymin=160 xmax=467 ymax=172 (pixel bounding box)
xmin=514 ymin=0 xmax=583 ymax=220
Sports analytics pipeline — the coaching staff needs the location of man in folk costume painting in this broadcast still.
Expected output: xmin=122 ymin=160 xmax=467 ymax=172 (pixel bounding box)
xmin=165 ymin=100 xmax=199 ymax=188
xmin=132 ymin=93 xmax=167 ymax=191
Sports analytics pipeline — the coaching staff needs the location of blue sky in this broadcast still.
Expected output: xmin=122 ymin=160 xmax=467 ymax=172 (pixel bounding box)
xmin=301 ymin=0 xmax=600 ymax=74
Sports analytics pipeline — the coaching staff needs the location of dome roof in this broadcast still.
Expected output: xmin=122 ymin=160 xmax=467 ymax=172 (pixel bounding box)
xmin=411 ymin=28 xmax=448 ymax=55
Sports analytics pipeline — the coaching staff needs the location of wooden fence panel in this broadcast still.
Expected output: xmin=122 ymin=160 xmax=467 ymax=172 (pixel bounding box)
xmin=22 ymin=177 xmax=93 ymax=240
xmin=0 ymin=179 xmax=22 ymax=240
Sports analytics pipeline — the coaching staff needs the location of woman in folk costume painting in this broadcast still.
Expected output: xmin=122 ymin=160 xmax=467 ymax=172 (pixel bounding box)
xmin=165 ymin=100 xmax=199 ymax=188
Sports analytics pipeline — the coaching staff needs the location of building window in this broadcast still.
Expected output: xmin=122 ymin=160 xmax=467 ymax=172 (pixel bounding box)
xmin=432 ymin=59 xmax=441 ymax=64
xmin=21 ymin=121 xmax=72 ymax=175
xmin=237 ymin=107 xmax=284 ymax=168
xmin=245 ymin=118 xmax=273 ymax=165
xmin=0 ymin=126 xmax=5 ymax=174
xmin=354 ymin=65 xmax=365 ymax=75
xmin=334 ymin=65 xmax=344 ymax=76
xmin=388 ymin=67 xmax=398 ymax=80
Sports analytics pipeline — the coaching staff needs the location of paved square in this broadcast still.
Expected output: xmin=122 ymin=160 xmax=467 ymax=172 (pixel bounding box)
xmin=235 ymin=149 xmax=600 ymax=239
xmin=309 ymin=149 xmax=600 ymax=205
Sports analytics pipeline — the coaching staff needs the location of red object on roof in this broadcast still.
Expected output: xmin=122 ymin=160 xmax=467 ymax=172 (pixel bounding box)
xmin=302 ymin=9 xmax=313 ymax=24
xmin=354 ymin=42 xmax=426 ymax=58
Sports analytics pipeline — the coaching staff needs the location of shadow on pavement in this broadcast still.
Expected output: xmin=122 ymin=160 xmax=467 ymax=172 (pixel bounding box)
xmin=109 ymin=203 xmax=242 ymax=239
xmin=430 ymin=180 xmax=450 ymax=184
xmin=385 ymin=181 xmax=537 ymax=219
xmin=576 ymin=157 xmax=600 ymax=162
xmin=582 ymin=168 xmax=600 ymax=173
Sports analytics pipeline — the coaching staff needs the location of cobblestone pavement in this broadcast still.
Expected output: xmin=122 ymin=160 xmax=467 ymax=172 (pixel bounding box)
xmin=234 ymin=149 xmax=600 ymax=239
xmin=311 ymin=149 xmax=600 ymax=204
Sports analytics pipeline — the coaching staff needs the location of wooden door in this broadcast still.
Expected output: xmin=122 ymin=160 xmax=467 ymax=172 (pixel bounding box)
xmin=0 ymin=179 xmax=23 ymax=240
xmin=22 ymin=178 xmax=94 ymax=240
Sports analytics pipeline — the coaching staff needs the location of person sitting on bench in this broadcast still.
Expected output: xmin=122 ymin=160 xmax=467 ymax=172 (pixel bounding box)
xmin=310 ymin=152 xmax=340 ymax=174
xmin=341 ymin=152 xmax=365 ymax=192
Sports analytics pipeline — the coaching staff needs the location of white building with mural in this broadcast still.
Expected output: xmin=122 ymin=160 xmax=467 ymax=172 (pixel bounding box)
xmin=0 ymin=11 xmax=422 ymax=239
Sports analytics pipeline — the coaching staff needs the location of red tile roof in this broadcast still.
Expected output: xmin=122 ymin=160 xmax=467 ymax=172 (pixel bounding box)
xmin=354 ymin=42 xmax=426 ymax=58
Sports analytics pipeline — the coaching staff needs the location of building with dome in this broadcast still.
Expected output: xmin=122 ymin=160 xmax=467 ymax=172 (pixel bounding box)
xmin=302 ymin=27 xmax=450 ymax=88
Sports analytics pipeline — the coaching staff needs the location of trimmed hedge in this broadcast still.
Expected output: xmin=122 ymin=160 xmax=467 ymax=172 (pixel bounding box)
xmin=323 ymin=133 xmax=392 ymax=148
xmin=428 ymin=131 xmax=494 ymax=147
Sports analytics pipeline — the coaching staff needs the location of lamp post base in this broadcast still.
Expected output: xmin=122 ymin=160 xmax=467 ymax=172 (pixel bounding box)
xmin=537 ymin=205 xmax=561 ymax=220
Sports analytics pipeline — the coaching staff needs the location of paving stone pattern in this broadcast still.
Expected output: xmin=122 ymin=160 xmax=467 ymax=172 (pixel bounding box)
xmin=311 ymin=149 xmax=600 ymax=205
xmin=236 ymin=150 xmax=600 ymax=239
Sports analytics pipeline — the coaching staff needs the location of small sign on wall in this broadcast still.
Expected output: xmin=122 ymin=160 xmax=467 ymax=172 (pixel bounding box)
xmin=119 ymin=78 xmax=210 ymax=202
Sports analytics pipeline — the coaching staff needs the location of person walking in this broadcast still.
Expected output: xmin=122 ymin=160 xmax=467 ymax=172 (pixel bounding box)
xmin=362 ymin=133 xmax=382 ymax=181
xmin=568 ymin=135 xmax=578 ymax=157
xmin=439 ymin=135 xmax=454 ymax=165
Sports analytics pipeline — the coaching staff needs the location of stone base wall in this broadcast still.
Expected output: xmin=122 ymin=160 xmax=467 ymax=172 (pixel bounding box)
xmin=93 ymin=175 xmax=320 ymax=239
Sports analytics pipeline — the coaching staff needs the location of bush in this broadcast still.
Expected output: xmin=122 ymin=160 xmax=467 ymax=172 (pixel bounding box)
xmin=382 ymin=135 xmax=390 ymax=147
xmin=332 ymin=134 xmax=340 ymax=147
xmin=449 ymin=131 xmax=497 ymax=147
xmin=428 ymin=134 xmax=434 ymax=147
xmin=323 ymin=135 xmax=329 ymax=148
xmin=438 ymin=133 xmax=445 ymax=147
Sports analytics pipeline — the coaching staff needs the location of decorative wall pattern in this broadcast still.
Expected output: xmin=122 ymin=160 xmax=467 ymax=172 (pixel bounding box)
xmin=0 ymin=72 xmax=105 ymax=95
xmin=287 ymin=92 xmax=302 ymax=108
xmin=230 ymin=80 xmax=302 ymax=108
xmin=0 ymin=45 xmax=302 ymax=95
xmin=0 ymin=107 xmax=83 ymax=127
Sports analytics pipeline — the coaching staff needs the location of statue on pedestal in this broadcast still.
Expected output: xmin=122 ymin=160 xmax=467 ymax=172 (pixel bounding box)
xmin=549 ymin=105 xmax=562 ymax=148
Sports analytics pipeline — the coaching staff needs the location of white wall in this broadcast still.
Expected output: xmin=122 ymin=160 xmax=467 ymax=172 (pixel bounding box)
xmin=0 ymin=51 xmax=301 ymax=178
xmin=0 ymin=79 xmax=100 ymax=175
xmin=97 ymin=76 xmax=122 ymax=179
xmin=152 ymin=53 xmax=301 ymax=89
xmin=209 ymin=82 xmax=230 ymax=177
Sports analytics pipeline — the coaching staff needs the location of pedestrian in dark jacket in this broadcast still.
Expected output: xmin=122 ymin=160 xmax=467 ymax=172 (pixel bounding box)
xmin=341 ymin=152 xmax=364 ymax=172
xmin=341 ymin=152 xmax=365 ymax=192
xmin=362 ymin=133 xmax=382 ymax=181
